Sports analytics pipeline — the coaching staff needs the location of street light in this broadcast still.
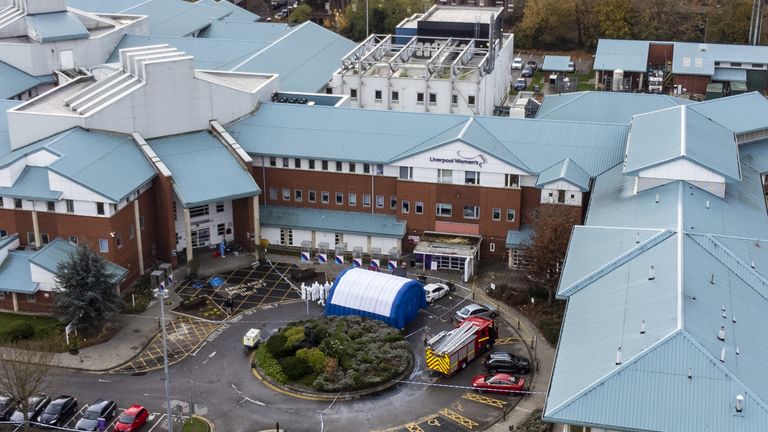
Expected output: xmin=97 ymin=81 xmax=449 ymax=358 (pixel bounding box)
xmin=156 ymin=282 xmax=174 ymax=432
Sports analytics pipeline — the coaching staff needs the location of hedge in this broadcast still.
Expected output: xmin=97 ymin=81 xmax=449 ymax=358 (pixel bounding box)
xmin=255 ymin=344 xmax=287 ymax=384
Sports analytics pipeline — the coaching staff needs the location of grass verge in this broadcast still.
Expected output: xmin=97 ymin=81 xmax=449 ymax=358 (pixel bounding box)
xmin=181 ymin=417 xmax=210 ymax=432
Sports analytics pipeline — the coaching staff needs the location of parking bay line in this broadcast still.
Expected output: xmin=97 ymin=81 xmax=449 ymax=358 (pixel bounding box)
xmin=146 ymin=414 xmax=167 ymax=432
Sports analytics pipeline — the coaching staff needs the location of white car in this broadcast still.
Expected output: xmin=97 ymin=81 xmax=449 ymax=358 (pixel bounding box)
xmin=424 ymin=283 xmax=449 ymax=303
xmin=512 ymin=57 xmax=523 ymax=70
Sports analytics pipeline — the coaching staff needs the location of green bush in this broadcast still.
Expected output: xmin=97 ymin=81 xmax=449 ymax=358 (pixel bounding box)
xmin=282 ymin=326 xmax=306 ymax=348
xmin=536 ymin=317 xmax=563 ymax=346
xmin=517 ymin=409 xmax=551 ymax=432
xmin=265 ymin=333 xmax=290 ymax=358
xmin=3 ymin=321 xmax=34 ymax=342
xmin=254 ymin=344 xmax=287 ymax=384
xmin=279 ymin=355 xmax=310 ymax=380
xmin=296 ymin=347 xmax=326 ymax=374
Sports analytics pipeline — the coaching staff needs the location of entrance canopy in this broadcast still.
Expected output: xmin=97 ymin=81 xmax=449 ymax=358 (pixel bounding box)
xmin=414 ymin=231 xmax=482 ymax=282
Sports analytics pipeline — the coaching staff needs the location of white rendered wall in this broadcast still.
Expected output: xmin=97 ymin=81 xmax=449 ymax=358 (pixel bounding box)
xmin=174 ymin=200 xmax=235 ymax=252
xmin=30 ymin=263 xmax=56 ymax=292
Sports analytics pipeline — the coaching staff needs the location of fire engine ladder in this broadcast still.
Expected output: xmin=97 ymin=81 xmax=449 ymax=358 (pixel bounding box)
xmin=430 ymin=321 xmax=478 ymax=354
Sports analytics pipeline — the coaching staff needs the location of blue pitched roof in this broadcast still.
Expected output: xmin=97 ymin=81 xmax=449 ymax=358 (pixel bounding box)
xmin=0 ymin=62 xmax=50 ymax=99
xmin=535 ymin=158 xmax=591 ymax=191
xmin=712 ymin=67 xmax=747 ymax=82
xmin=688 ymin=92 xmax=768 ymax=135
xmin=199 ymin=21 xmax=290 ymax=41
xmin=594 ymin=39 xmax=651 ymax=72
xmin=30 ymin=238 xmax=128 ymax=283
xmin=26 ymin=11 xmax=89 ymax=42
xmin=260 ymin=206 xmax=406 ymax=238
xmin=536 ymin=91 xmax=692 ymax=124
xmin=0 ymin=251 xmax=38 ymax=294
xmin=541 ymin=55 xmax=571 ymax=72
xmin=148 ymin=131 xmax=260 ymax=207
xmin=672 ymin=42 xmax=768 ymax=76
xmin=505 ymin=226 xmax=533 ymax=248
xmin=623 ymin=105 xmax=741 ymax=181
xmin=0 ymin=166 xmax=61 ymax=200
xmin=68 ymin=0 xmax=259 ymax=22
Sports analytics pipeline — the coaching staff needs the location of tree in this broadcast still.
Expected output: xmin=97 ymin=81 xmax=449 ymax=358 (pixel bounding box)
xmin=517 ymin=0 xmax=579 ymax=50
xmin=524 ymin=205 xmax=580 ymax=303
xmin=595 ymin=0 xmax=634 ymax=40
xmin=0 ymin=343 xmax=54 ymax=431
xmin=631 ymin=0 xmax=703 ymax=42
xmin=340 ymin=0 xmax=433 ymax=41
xmin=55 ymin=244 xmax=122 ymax=336
xmin=290 ymin=4 xmax=312 ymax=23
xmin=705 ymin=0 xmax=752 ymax=44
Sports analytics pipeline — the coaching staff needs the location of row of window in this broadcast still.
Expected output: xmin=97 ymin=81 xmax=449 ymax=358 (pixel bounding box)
xmin=399 ymin=168 xmax=520 ymax=188
xmin=0 ymin=197 xmax=112 ymax=215
xmin=0 ymin=291 xmax=37 ymax=303
xmin=267 ymin=157 xmax=385 ymax=175
xmin=348 ymin=88 xmax=476 ymax=107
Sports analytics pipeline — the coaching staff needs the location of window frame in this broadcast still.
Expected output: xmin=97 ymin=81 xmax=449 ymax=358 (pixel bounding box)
xmin=436 ymin=203 xmax=453 ymax=217
xmin=463 ymin=205 xmax=480 ymax=219
xmin=506 ymin=208 xmax=516 ymax=222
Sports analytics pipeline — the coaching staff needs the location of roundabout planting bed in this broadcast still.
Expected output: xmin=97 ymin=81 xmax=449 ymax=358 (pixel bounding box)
xmin=255 ymin=316 xmax=412 ymax=392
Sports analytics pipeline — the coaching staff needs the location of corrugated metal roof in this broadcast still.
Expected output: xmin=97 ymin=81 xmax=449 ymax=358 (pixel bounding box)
xmin=199 ymin=21 xmax=290 ymax=41
xmin=26 ymin=12 xmax=89 ymax=43
xmin=0 ymin=166 xmax=61 ymax=200
xmin=0 ymin=251 xmax=38 ymax=294
xmin=148 ymin=131 xmax=260 ymax=207
xmin=594 ymin=39 xmax=651 ymax=72
xmin=0 ymin=62 xmax=48 ymax=99
xmin=689 ymin=92 xmax=768 ymax=135
xmin=535 ymin=158 xmax=591 ymax=191
xmin=68 ymin=0 xmax=259 ymax=22
xmin=30 ymin=238 xmax=127 ymax=283
xmin=260 ymin=205 xmax=406 ymax=237
xmin=228 ymin=21 xmax=356 ymax=92
xmin=542 ymin=55 xmax=571 ymax=72
xmin=0 ymin=234 xmax=19 ymax=252
xmin=536 ymin=91 xmax=692 ymax=124
xmin=712 ymin=67 xmax=747 ymax=82
xmin=505 ymin=225 xmax=533 ymax=248
xmin=623 ymin=105 xmax=740 ymax=181
xmin=672 ymin=42 xmax=768 ymax=76
xmin=117 ymin=0 xmax=231 ymax=36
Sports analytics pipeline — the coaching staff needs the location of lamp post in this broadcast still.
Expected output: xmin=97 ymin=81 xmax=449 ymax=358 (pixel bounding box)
xmin=365 ymin=0 xmax=369 ymax=38
xmin=157 ymin=285 xmax=174 ymax=432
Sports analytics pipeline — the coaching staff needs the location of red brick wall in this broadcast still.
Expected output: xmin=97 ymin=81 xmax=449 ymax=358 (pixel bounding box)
xmin=232 ymin=197 xmax=255 ymax=252
xmin=674 ymin=74 xmax=710 ymax=95
xmin=0 ymin=291 xmax=56 ymax=314
xmin=152 ymin=176 xmax=177 ymax=265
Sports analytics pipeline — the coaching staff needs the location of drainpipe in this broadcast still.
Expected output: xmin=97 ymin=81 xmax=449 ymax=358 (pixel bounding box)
xmin=31 ymin=208 xmax=41 ymax=247
xmin=134 ymin=200 xmax=144 ymax=274
xmin=252 ymin=196 xmax=260 ymax=256
xmin=184 ymin=208 xmax=193 ymax=264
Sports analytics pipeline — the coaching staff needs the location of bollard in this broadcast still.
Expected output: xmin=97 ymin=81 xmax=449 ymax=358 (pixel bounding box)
xmin=531 ymin=336 xmax=535 ymax=350
xmin=517 ymin=318 xmax=520 ymax=330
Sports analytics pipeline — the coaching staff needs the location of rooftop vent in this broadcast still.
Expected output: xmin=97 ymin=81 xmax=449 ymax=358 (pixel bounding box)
xmin=710 ymin=273 xmax=715 ymax=284
xmin=736 ymin=346 xmax=740 ymax=356
xmin=635 ymin=232 xmax=640 ymax=244
xmin=720 ymin=347 xmax=726 ymax=362
xmin=615 ymin=347 xmax=623 ymax=365
xmin=736 ymin=395 xmax=744 ymax=413
xmin=655 ymin=193 xmax=660 ymax=204
xmin=718 ymin=326 xmax=726 ymax=341
xmin=648 ymin=266 xmax=656 ymax=280
xmin=732 ymin=316 xmax=737 ymax=323
xmin=706 ymin=200 xmax=710 ymax=209
xmin=640 ymin=320 xmax=646 ymax=334
xmin=687 ymin=367 xmax=692 ymax=379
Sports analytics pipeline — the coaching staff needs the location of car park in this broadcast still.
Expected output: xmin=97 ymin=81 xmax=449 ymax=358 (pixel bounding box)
xmin=471 ymin=373 xmax=525 ymax=394
xmin=37 ymin=395 xmax=77 ymax=428
xmin=521 ymin=65 xmax=534 ymax=77
xmin=114 ymin=404 xmax=148 ymax=432
xmin=526 ymin=60 xmax=537 ymax=71
xmin=513 ymin=78 xmax=527 ymax=91
xmin=76 ymin=399 xmax=118 ymax=431
xmin=511 ymin=57 xmax=523 ymax=70
xmin=0 ymin=395 xmax=19 ymax=421
xmin=423 ymin=283 xmax=449 ymax=303
xmin=454 ymin=303 xmax=498 ymax=321
xmin=9 ymin=394 xmax=50 ymax=424
xmin=485 ymin=352 xmax=531 ymax=374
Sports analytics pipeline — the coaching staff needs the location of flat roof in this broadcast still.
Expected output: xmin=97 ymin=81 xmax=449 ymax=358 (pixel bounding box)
xmin=542 ymin=55 xmax=571 ymax=72
xmin=422 ymin=6 xmax=502 ymax=24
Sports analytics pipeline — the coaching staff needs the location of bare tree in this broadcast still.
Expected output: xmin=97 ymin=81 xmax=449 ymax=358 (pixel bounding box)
xmin=524 ymin=204 xmax=580 ymax=303
xmin=0 ymin=343 xmax=55 ymax=431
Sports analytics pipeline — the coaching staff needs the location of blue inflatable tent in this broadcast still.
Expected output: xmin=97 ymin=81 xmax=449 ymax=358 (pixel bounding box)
xmin=325 ymin=268 xmax=426 ymax=328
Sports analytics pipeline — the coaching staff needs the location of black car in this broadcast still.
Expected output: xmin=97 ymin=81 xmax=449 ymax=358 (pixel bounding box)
xmin=0 ymin=395 xmax=20 ymax=421
xmin=9 ymin=394 xmax=50 ymax=424
xmin=484 ymin=352 xmax=531 ymax=374
xmin=76 ymin=399 xmax=117 ymax=431
xmin=526 ymin=60 xmax=537 ymax=71
xmin=37 ymin=395 xmax=77 ymax=427
xmin=521 ymin=65 xmax=534 ymax=77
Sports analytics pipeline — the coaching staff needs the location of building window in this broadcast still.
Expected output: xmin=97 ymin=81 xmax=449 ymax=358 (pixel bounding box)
xmin=218 ymin=223 xmax=226 ymax=236
xmin=489 ymin=242 xmax=496 ymax=252
xmin=282 ymin=188 xmax=290 ymax=201
xmin=375 ymin=90 xmax=382 ymax=101
xmin=326 ymin=87 xmax=333 ymax=94
xmin=492 ymin=208 xmax=501 ymax=221
xmin=468 ymin=95 xmax=476 ymax=106
xmin=280 ymin=228 xmax=293 ymax=246
xmin=26 ymin=293 xmax=36 ymax=303
xmin=269 ymin=187 xmax=277 ymax=200
xmin=189 ymin=204 xmax=209 ymax=218
xmin=129 ymin=224 xmax=135 ymax=239
xmin=40 ymin=233 xmax=49 ymax=244
xmin=436 ymin=203 xmax=452 ymax=217
xmin=309 ymin=160 xmax=316 ymax=169
xmin=558 ymin=190 xmax=566 ymax=203
xmin=507 ymin=208 xmax=516 ymax=222
xmin=363 ymin=163 xmax=371 ymax=174
xmin=391 ymin=91 xmax=399 ymax=103
xmin=731 ymin=62 xmax=742 ymax=67
xmin=64 ymin=199 xmax=73 ymax=213
xmin=14 ymin=199 xmax=22 ymax=209
xmin=336 ymin=192 xmax=343 ymax=205
xmin=27 ymin=232 xmax=34 ymax=244
xmin=322 ymin=160 xmax=329 ymax=171
xmin=47 ymin=201 xmax=55 ymax=211
xmin=269 ymin=156 xmax=277 ymax=167
xmin=417 ymin=92 xmax=425 ymax=104
xmin=465 ymin=171 xmax=480 ymax=185
xmin=375 ymin=164 xmax=384 ymax=175
xmin=349 ymin=193 xmax=357 ymax=206
xmin=390 ymin=196 xmax=397 ymax=209
xmin=309 ymin=190 xmax=316 ymax=203
xmin=350 ymin=88 xmax=358 ymax=100
xmin=438 ymin=169 xmax=453 ymax=183
xmin=349 ymin=163 xmax=356 ymax=173
xmin=115 ymin=233 xmax=122 ymax=248
xmin=334 ymin=233 xmax=343 ymax=245
xmin=363 ymin=194 xmax=371 ymax=207
xmin=376 ymin=195 xmax=384 ymax=208
xmin=505 ymin=174 xmax=520 ymax=188
xmin=99 ymin=238 xmax=109 ymax=253
xmin=294 ymin=189 xmax=303 ymax=201
xmin=282 ymin=158 xmax=289 ymax=168
xmin=401 ymin=200 xmax=410 ymax=213
xmin=533 ymin=208 xmax=540 ymax=220
xmin=69 ymin=236 xmax=77 ymax=244
xmin=321 ymin=191 xmax=330 ymax=204
xmin=216 ymin=202 xmax=225 ymax=213
xmin=96 ymin=202 xmax=105 ymax=215
xmin=336 ymin=161 xmax=343 ymax=172
xmin=399 ymin=166 xmax=413 ymax=180
xmin=0 ymin=229 xmax=6 ymax=237
xmin=429 ymin=93 xmax=437 ymax=105
xmin=452 ymin=94 xmax=458 ymax=105
xmin=463 ymin=205 xmax=480 ymax=219
xmin=415 ymin=201 xmax=424 ymax=214
xmin=294 ymin=158 xmax=301 ymax=168
xmin=0 ymin=197 xmax=3 ymax=207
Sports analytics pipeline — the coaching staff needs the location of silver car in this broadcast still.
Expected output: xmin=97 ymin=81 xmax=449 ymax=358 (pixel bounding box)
xmin=455 ymin=303 xmax=498 ymax=321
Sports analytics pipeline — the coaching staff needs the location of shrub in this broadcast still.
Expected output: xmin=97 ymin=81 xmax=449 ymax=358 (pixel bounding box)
xmin=517 ymin=409 xmax=551 ymax=432
xmin=536 ymin=317 xmax=563 ymax=346
xmin=265 ymin=333 xmax=290 ymax=358
xmin=282 ymin=326 xmax=306 ymax=349
xmin=254 ymin=344 xmax=287 ymax=384
xmin=296 ymin=347 xmax=326 ymax=374
xmin=3 ymin=321 xmax=34 ymax=342
xmin=180 ymin=296 xmax=207 ymax=310
xmin=279 ymin=356 xmax=310 ymax=380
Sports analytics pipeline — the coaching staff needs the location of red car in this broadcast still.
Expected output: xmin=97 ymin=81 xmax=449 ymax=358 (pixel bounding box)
xmin=471 ymin=373 xmax=525 ymax=394
xmin=113 ymin=405 xmax=148 ymax=432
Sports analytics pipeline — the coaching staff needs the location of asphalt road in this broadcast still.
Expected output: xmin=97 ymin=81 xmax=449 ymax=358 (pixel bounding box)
xmin=44 ymin=289 xmax=526 ymax=432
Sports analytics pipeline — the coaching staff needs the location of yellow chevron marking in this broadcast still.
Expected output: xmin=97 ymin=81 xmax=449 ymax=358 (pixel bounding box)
xmin=462 ymin=392 xmax=507 ymax=408
xmin=405 ymin=423 xmax=424 ymax=432
xmin=426 ymin=349 xmax=451 ymax=375
xmin=438 ymin=409 xmax=478 ymax=429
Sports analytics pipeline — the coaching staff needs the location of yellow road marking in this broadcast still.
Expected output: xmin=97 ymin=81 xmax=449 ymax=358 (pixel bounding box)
xmin=462 ymin=392 xmax=507 ymax=408
xmin=438 ymin=409 xmax=478 ymax=429
xmin=250 ymin=366 xmax=337 ymax=401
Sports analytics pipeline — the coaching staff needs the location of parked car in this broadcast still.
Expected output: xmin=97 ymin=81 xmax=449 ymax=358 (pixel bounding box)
xmin=567 ymin=61 xmax=576 ymax=73
xmin=485 ymin=352 xmax=531 ymax=374
xmin=9 ymin=394 xmax=50 ymax=424
xmin=513 ymin=78 xmax=527 ymax=91
xmin=526 ymin=60 xmax=537 ymax=71
xmin=424 ymin=283 xmax=449 ymax=303
xmin=37 ymin=395 xmax=77 ymax=427
xmin=511 ymin=57 xmax=523 ymax=70
xmin=521 ymin=65 xmax=534 ymax=77
xmin=454 ymin=303 xmax=498 ymax=321
xmin=471 ymin=373 xmax=525 ymax=394
xmin=0 ymin=395 xmax=20 ymax=421
xmin=114 ymin=404 xmax=149 ymax=432
xmin=76 ymin=399 xmax=118 ymax=431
